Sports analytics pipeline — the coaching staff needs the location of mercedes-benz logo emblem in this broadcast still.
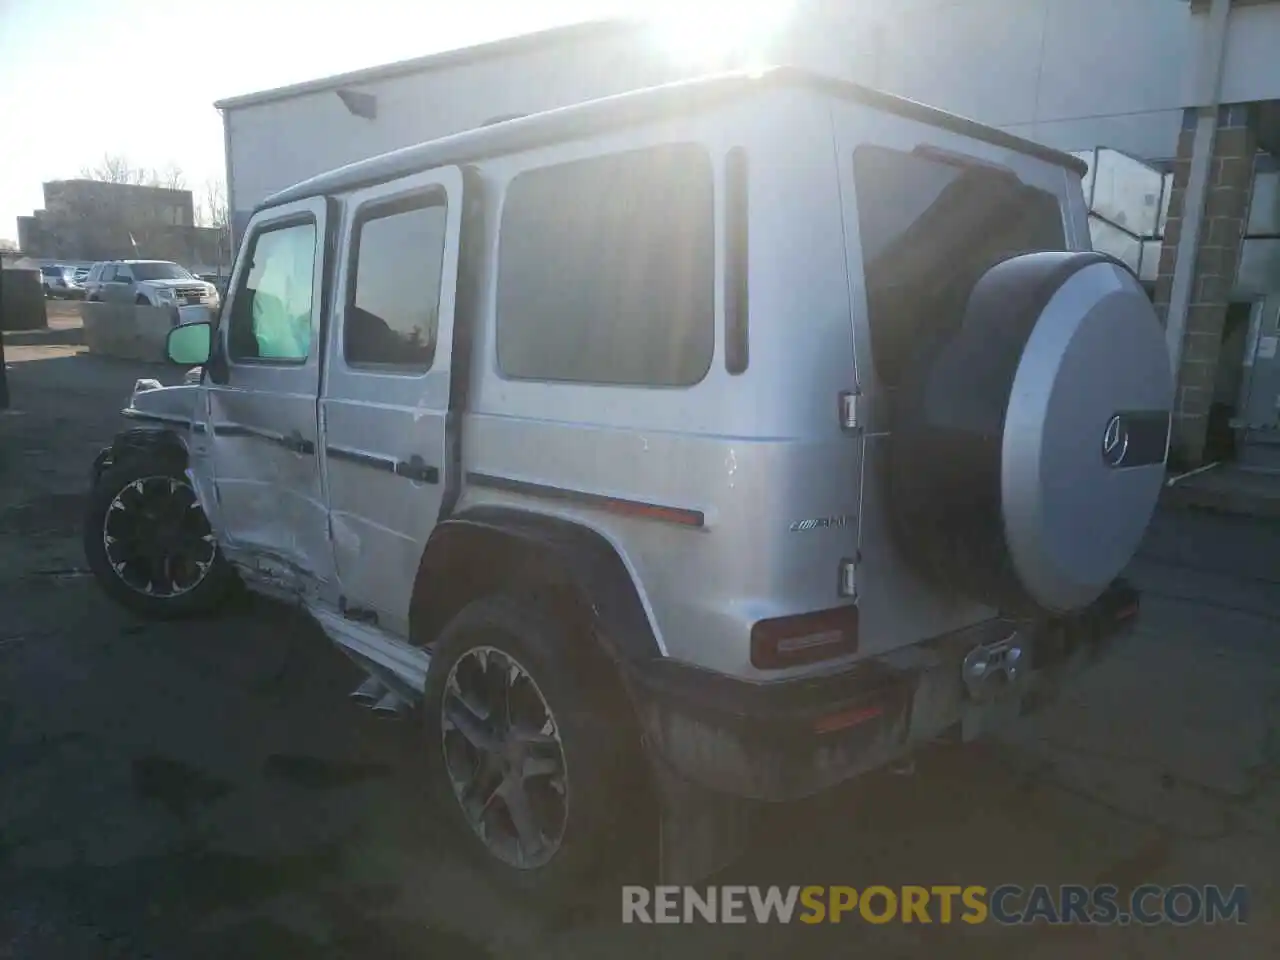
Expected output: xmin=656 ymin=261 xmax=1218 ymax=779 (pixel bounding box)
xmin=1102 ymin=414 xmax=1130 ymax=468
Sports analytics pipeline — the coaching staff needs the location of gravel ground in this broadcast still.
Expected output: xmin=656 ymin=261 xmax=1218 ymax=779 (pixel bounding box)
xmin=1 ymin=334 xmax=1277 ymax=958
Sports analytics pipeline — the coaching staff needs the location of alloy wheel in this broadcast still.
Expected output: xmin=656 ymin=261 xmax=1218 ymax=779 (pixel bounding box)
xmin=101 ymin=475 xmax=217 ymax=598
xmin=440 ymin=645 xmax=569 ymax=869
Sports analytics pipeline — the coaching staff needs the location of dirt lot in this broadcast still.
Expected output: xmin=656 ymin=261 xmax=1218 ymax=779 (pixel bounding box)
xmin=1 ymin=329 xmax=1278 ymax=958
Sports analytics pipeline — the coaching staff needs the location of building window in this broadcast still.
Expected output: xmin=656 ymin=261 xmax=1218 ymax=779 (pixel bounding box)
xmin=344 ymin=195 xmax=447 ymax=371
xmin=496 ymin=143 xmax=715 ymax=387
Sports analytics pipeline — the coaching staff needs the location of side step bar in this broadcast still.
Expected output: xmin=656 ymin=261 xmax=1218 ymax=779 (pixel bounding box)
xmin=309 ymin=605 xmax=432 ymax=704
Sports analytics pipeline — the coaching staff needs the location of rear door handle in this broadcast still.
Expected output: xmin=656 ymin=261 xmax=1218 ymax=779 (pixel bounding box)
xmin=394 ymin=455 xmax=439 ymax=484
xmin=284 ymin=430 xmax=315 ymax=455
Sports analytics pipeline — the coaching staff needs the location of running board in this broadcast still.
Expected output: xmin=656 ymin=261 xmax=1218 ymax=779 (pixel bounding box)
xmin=309 ymin=606 xmax=431 ymax=703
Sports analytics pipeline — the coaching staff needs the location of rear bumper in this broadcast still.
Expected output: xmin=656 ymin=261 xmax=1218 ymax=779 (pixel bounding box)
xmin=626 ymin=580 xmax=1140 ymax=802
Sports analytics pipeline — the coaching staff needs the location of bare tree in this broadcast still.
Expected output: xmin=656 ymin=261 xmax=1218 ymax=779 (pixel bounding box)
xmin=156 ymin=162 xmax=187 ymax=191
xmin=79 ymin=153 xmax=150 ymax=185
xmin=195 ymin=178 xmax=228 ymax=229
xmin=196 ymin=178 xmax=232 ymax=272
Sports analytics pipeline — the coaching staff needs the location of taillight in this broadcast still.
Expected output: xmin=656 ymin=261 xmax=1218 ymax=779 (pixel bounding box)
xmin=750 ymin=605 xmax=859 ymax=670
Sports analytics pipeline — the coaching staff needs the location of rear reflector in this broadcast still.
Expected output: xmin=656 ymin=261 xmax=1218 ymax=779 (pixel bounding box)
xmin=750 ymin=605 xmax=859 ymax=669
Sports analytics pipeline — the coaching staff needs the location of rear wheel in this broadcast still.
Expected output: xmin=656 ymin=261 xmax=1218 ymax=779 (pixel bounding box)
xmin=83 ymin=451 xmax=232 ymax=618
xmin=135 ymin=294 xmax=150 ymax=306
xmin=422 ymin=595 xmax=639 ymax=901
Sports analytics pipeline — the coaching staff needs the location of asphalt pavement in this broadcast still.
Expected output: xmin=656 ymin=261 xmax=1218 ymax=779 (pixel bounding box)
xmin=1 ymin=342 xmax=1277 ymax=959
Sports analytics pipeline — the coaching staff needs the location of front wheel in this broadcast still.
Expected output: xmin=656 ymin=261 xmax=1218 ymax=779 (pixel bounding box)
xmin=83 ymin=451 xmax=233 ymax=618
xmin=422 ymin=596 xmax=641 ymax=901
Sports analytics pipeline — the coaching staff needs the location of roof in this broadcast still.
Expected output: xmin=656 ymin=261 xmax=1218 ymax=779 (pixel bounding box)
xmin=261 ymin=67 xmax=1087 ymax=210
xmin=214 ymin=19 xmax=642 ymax=111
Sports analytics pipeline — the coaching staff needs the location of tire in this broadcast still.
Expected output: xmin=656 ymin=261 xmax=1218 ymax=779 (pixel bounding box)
xmin=135 ymin=294 xmax=150 ymax=306
xmin=83 ymin=450 xmax=233 ymax=619
xmin=422 ymin=595 xmax=640 ymax=902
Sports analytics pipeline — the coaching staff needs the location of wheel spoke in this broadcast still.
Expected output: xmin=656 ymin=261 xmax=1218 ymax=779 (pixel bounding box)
xmin=442 ymin=699 xmax=502 ymax=754
xmin=519 ymin=755 xmax=560 ymax=779
xmin=499 ymin=777 xmax=545 ymax=866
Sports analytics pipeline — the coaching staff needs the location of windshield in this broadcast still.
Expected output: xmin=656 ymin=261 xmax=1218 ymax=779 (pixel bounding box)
xmin=131 ymin=262 xmax=193 ymax=281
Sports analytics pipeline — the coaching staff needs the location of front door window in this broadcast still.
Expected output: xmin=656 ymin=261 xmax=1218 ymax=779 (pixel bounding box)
xmin=228 ymin=220 xmax=317 ymax=362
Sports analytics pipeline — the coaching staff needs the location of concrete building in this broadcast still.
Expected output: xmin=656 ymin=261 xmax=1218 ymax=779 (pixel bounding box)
xmin=17 ymin=180 xmax=231 ymax=274
xmin=215 ymin=0 xmax=1280 ymax=469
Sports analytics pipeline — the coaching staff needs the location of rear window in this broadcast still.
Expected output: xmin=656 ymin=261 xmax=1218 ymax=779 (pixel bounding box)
xmin=853 ymin=145 xmax=1065 ymax=386
xmin=496 ymin=143 xmax=714 ymax=387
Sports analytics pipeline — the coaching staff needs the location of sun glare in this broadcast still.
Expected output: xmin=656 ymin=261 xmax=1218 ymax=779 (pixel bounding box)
xmin=648 ymin=0 xmax=796 ymax=69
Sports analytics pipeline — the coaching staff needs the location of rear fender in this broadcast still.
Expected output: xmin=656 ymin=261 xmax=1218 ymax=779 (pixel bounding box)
xmin=410 ymin=506 xmax=662 ymax=666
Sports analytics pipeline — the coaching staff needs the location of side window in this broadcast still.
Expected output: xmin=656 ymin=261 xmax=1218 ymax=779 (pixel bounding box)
xmin=496 ymin=143 xmax=715 ymax=386
xmin=103 ymin=265 xmax=119 ymax=282
xmin=115 ymin=265 xmax=133 ymax=283
xmin=227 ymin=219 xmax=317 ymax=363
xmin=345 ymin=195 xmax=447 ymax=370
xmin=852 ymin=145 xmax=1065 ymax=386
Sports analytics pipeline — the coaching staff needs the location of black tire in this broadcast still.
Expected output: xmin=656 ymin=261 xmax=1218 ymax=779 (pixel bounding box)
xmin=422 ymin=595 xmax=641 ymax=902
xmin=135 ymin=294 xmax=150 ymax=306
xmin=83 ymin=450 xmax=233 ymax=619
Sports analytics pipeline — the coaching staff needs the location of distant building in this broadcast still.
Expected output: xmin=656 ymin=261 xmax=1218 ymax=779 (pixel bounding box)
xmin=17 ymin=179 xmax=231 ymax=273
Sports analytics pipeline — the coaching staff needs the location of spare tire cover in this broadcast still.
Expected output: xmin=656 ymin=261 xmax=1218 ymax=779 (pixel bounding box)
xmin=888 ymin=252 xmax=1174 ymax=615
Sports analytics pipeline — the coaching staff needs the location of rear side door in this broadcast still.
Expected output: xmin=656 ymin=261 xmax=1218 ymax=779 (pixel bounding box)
xmin=104 ymin=264 xmax=134 ymax=303
xmin=320 ymin=168 xmax=463 ymax=635
xmin=203 ymin=198 xmax=333 ymax=595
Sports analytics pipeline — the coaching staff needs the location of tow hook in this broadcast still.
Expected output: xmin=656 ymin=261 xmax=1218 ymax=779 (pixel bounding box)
xmin=961 ymin=633 xmax=1026 ymax=702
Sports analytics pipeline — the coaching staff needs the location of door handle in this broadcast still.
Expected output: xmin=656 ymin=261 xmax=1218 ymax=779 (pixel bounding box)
xmin=394 ymin=455 xmax=439 ymax=484
xmin=284 ymin=430 xmax=315 ymax=455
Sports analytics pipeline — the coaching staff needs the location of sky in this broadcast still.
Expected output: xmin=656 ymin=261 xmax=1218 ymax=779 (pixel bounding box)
xmin=0 ymin=0 xmax=796 ymax=243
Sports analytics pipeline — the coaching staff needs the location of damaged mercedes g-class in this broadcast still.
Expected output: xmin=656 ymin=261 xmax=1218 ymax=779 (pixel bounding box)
xmin=84 ymin=67 xmax=1172 ymax=895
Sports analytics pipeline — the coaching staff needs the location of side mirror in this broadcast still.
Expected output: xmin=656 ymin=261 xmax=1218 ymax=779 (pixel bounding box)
xmin=166 ymin=321 xmax=212 ymax=366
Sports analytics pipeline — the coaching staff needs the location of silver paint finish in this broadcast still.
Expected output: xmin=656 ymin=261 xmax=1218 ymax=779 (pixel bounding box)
xmin=1002 ymin=262 xmax=1173 ymax=612
xmin=459 ymin=89 xmax=864 ymax=680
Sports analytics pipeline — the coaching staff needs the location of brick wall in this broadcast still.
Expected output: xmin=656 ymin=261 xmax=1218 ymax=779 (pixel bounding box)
xmin=1153 ymin=103 xmax=1257 ymax=465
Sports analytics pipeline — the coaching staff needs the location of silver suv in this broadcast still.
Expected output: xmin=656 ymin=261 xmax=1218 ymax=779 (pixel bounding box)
xmin=83 ymin=68 xmax=1173 ymax=895
xmin=83 ymin=259 xmax=219 ymax=312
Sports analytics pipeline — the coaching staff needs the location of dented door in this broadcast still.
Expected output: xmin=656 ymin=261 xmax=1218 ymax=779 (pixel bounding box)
xmin=204 ymin=197 xmax=332 ymax=593
xmin=320 ymin=167 xmax=464 ymax=636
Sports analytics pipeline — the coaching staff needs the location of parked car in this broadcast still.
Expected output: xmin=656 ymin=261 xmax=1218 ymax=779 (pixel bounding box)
xmin=85 ymin=260 xmax=219 ymax=310
xmin=197 ymin=273 xmax=231 ymax=299
xmin=82 ymin=68 xmax=1174 ymax=897
xmin=39 ymin=264 xmax=78 ymax=299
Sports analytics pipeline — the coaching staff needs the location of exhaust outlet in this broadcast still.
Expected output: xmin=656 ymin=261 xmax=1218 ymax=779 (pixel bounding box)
xmin=350 ymin=675 xmax=386 ymax=705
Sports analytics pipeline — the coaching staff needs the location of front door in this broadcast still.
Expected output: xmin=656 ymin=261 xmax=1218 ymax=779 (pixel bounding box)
xmin=204 ymin=197 xmax=332 ymax=597
xmin=320 ymin=167 xmax=464 ymax=636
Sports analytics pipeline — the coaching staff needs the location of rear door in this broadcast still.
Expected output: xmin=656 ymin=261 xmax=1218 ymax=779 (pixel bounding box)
xmin=320 ymin=168 xmax=463 ymax=636
xmin=104 ymin=263 xmax=135 ymax=303
xmin=203 ymin=198 xmax=333 ymax=596
xmin=831 ymin=106 xmax=1080 ymax=653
